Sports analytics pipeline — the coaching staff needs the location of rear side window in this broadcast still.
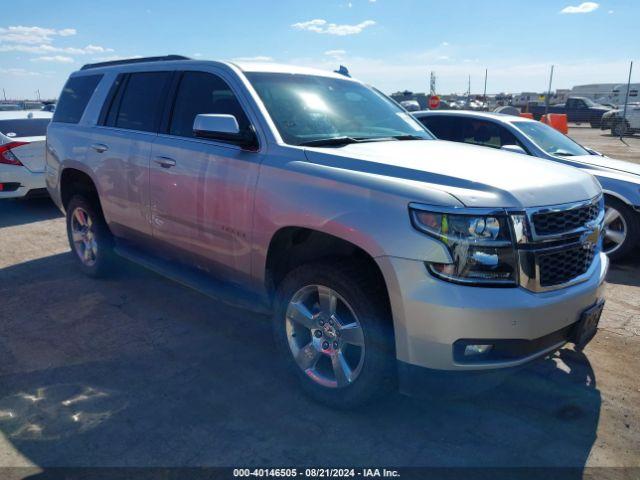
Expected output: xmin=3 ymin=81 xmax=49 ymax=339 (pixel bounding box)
xmin=169 ymin=71 xmax=250 ymax=138
xmin=419 ymin=116 xmax=455 ymax=140
xmin=53 ymin=75 xmax=102 ymax=124
xmin=111 ymin=72 xmax=171 ymax=132
xmin=0 ymin=118 xmax=50 ymax=138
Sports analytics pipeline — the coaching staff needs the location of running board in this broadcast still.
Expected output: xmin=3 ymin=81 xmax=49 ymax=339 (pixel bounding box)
xmin=113 ymin=243 xmax=271 ymax=315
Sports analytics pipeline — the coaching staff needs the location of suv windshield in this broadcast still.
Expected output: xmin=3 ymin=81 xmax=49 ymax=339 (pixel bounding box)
xmin=246 ymin=72 xmax=433 ymax=146
xmin=512 ymin=121 xmax=589 ymax=157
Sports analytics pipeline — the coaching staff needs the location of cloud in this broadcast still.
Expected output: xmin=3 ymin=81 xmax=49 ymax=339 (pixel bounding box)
xmin=90 ymin=54 xmax=142 ymax=62
xmin=0 ymin=25 xmax=76 ymax=44
xmin=232 ymin=55 xmax=274 ymax=62
xmin=291 ymin=19 xmax=376 ymax=36
xmin=560 ymin=2 xmax=599 ymax=14
xmin=0 ymin=43 xmax=113 ymax=55
xmin=30 ymin=55 xmax=74 ymax=63
xmin=192 ymin=52 xmax=203 ymax=58
xmin=0 ymin=67 xmax=41 ymax=76
xmin=58 ymin=28 xmax=77 ymax=37
xmin=324 ymin=49 xmax=347 ymax=59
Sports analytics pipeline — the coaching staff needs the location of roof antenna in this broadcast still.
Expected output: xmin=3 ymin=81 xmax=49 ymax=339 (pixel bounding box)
xmin=334 ymin=65 xmax=351 ymax=77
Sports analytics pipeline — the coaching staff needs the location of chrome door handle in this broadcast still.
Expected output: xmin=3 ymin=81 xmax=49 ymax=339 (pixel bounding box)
xmin=154 ymin=156 xmax=176 ymax=168
xmin=91 ymin=143 xmax=109 ymax=153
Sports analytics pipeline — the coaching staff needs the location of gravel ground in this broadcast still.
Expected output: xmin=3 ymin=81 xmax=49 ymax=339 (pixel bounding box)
xmin=568 ymin=125 xmax=640 ymax=165
xmin=0 ymin=130 xmax=639 ymax=475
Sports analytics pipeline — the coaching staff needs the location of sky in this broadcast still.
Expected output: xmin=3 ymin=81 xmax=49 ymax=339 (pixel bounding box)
xmin=0 ymin=0 xmax=638 ymax=100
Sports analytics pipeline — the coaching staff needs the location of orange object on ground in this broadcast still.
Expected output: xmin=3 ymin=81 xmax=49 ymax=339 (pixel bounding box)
xmin=519 ymin=112 xmax=534 ymax=119
xmin=540 ymin=113 xmax=568 ymax=134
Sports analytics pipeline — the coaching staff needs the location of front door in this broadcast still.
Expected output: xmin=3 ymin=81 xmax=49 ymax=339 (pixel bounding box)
xmin=149 ymin=70 xmax=262 ymax=283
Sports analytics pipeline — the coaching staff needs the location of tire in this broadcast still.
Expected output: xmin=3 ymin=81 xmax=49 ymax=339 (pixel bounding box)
xmin=66 ymin=195 xmax=115 ymax=277
xmin=612 ymin=120 xmax=629 ymax=137
xmin=272 ymin=260 xmax=395 ymax=408
xmin=603 ymin=196 xmax=640 ymax=262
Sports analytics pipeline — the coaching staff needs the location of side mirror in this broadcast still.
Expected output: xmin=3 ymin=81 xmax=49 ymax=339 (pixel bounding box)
xmin=193 ymin=114 xmax=258 ymax=150
xmin=500 ymin=144 xmax=527 ymax=155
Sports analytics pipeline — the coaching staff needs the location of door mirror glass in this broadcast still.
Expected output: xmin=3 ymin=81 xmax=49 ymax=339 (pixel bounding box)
xmin=500 ymin=144 xmax=527 ymax=155
xmin=193 ymin=114 xmax=240 ymax=138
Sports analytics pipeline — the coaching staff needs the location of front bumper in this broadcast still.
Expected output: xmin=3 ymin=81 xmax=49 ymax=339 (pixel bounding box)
xmin=376 ymin=251 xmax=608 ymax=372
xmin=0 ymin=164 xmax=45 ymax=199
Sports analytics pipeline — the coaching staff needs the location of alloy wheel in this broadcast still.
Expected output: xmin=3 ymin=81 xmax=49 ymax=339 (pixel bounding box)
xmin=70 ymin=207 xmax=98 ymax=266
xmin=602 ymin=205 xmax=627 ymax=255
xmin=285 ymin=284 xmax=365 ymax=389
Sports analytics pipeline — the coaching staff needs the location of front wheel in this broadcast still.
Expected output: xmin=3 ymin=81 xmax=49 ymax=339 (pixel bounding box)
xmin=612 ymin=120 xmax=629 ymax=137
xmin=272 ymin=261 xmax=395 ymax=408
xmin=603 ymin=197 xmax=640 ymax=261
xmin=66 ymin=195 xmax=114 ymax=277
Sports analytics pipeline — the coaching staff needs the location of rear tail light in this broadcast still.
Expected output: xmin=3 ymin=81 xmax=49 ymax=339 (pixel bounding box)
xmin=0 ymin=141 xmax=29 ymax=166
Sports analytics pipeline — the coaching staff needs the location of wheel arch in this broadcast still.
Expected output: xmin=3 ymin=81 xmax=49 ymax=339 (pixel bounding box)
xmin=59 ymin=167 xmax=104 ymax=216
xmin=264 ymin=226 xmax=392 ymax=316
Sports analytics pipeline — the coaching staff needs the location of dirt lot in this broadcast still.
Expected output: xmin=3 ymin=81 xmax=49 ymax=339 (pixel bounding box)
xmin=569 ymin=125 xmax=640 ymax=165
xmin=0 ymin=132 xmax=639 ymax=475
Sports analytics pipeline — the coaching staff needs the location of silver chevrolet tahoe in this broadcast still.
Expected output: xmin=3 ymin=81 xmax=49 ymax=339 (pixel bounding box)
xmin=46 ymin=56 xmax=608 ymax=407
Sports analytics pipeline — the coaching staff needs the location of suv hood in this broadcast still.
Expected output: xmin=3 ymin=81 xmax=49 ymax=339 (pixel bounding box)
xmin=304 ymin=140 xmax=600 ymax=208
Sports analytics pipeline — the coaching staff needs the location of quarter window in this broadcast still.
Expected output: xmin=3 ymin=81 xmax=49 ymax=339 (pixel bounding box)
xmin=169 ymin=71 xmax=250 ymax=138
xmin=52 ymin=75 xmax=102 ymax=124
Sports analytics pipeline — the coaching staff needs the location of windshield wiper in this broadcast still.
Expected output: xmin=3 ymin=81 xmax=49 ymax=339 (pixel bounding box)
xmin=390 ymin=134 xmax=428 ymax=141
xmin=299 ymin=134 xmax=428 ymax=147
xmin=299 ymin=136 xmax=362 ymax=147
xmin=553 ymin=151 xmax=578 ymax=157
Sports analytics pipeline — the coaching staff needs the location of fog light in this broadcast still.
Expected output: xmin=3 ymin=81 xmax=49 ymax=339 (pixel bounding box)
xmin=464 ymin=344 xmax=493 ymax=356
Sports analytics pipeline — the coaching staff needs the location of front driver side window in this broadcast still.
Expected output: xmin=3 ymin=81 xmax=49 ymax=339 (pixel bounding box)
xmin=169 ymin=71 xmax=251 ymax=138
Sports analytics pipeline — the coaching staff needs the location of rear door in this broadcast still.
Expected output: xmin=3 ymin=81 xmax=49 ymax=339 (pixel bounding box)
xmin=90 ymin=71 xmax=173 ymax=241
xmin=149 ymin=69 xmax=262 ymax=282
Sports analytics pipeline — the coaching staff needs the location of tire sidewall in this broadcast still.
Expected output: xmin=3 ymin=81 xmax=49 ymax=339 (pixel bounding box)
xmin=66 ymin=195 xmax=113 ymax=277
xmin=604 ymin=196 xmax=640 ymax=262
xmin=272 ymin=262 xmax=394 ymax=408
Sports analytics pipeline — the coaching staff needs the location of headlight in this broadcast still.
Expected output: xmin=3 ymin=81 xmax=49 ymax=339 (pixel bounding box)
xmin=410 ymin=206 xmax=518 ymax=286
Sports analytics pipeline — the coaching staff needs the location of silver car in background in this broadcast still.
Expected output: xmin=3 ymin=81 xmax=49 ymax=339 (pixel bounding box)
xmin=415 ymin=110 xmax=640 ymax=260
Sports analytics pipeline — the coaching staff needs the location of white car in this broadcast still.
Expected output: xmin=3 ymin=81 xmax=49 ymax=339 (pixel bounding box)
xmin=0 ymin=110 xmax=52 ymax=199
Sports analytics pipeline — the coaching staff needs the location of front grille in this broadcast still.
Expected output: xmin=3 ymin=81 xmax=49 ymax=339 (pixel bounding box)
xmin=532 ymin=202 xmax=600 ymax=236
xmin=538 ymin=244 xmax=596 ymax=287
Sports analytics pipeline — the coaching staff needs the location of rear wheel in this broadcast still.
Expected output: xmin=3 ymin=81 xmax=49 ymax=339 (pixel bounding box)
xmin=603 ymin=196 xmax=640 ymax=261
xmin=66 ymin=195 xmax=114 ymax=277
xmin=272 ymin=261 xmax=394 ymax=408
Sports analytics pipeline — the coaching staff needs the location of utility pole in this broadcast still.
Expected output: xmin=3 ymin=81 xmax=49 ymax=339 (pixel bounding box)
xmin=36 ymin=89 xmax=41 ymax=101
xmin=545 ymin=65 xmax=554 ymax=117
xmin=467 ymin=75 xmax=471 ymax=107
xmin=2 ymin=88 xmax=6 ymax=101
xmin=429 ymin=71 xmax=436 ymax=96
xmin=483 ymin=68 xmax=488 ymax=111
xmin=620 ymin=61 xmax=633 ymax=139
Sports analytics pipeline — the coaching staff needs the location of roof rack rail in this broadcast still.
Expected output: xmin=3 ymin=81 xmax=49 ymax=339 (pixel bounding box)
xmin=80 ymin=55 xmax=190 ymax=71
